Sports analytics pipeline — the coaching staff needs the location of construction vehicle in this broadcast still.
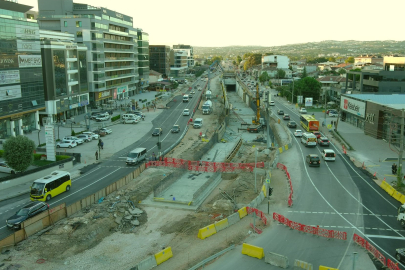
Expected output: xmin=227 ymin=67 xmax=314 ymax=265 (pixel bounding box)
xmin=252 ymin=82 xmax=264 ymax=126
xmin=202 ymin=100 xmax=213 ymax=115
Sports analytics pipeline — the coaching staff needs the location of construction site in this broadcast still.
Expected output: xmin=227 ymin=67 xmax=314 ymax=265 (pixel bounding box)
xmin=0 ymin=73 xmax=291 ymax=270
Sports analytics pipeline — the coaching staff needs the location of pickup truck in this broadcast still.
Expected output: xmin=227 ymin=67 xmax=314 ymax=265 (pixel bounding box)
xmin=247 ymin=124 xmax=262 ymax=133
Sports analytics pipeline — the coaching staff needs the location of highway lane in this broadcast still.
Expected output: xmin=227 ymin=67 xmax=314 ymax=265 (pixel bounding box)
xmin=0 ymin=77 xmax=211 ymax=239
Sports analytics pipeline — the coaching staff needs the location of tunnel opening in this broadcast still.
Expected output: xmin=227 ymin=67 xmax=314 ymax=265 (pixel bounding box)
xmin=225 ymin=84 xmax=236 ymax=91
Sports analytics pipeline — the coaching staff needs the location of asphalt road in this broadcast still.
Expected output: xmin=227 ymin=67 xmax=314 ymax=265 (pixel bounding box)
xmin=0 ymin=76 xmax=213 ymax=239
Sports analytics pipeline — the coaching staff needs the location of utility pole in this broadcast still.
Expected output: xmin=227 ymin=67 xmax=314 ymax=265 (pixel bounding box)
xmin=398 ymin=109 xmax=405 ymax=186
xmin=324 ymin=93 xmax=327 ymax=127
xmin=254 ymin=146 xmax=257 ymax=193
xmin=291 ymin=78 xmax=294 ymax=105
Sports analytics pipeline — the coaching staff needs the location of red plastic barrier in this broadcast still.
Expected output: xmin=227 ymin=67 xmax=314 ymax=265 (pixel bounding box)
xmin=353 ymin=234 xmax=387 ymax=267
xmin=250 ymin=223 xmax=263 ymax=234
xmin=387 ymin=259 xmax=401 ymax=270
xmin=247 ymin=207 xmax=267 ymax=225
xmin=277 ymin=163 xmax=294 ymax=207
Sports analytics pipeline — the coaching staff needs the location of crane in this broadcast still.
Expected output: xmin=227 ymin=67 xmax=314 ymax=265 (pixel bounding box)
xmin=252 ymin=82 xmax=261 ymax=125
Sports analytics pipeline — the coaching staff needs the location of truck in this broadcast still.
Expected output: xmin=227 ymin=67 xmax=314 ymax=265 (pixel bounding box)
xmin=205 ymin=90 xmax=212 ymax=100
xmin=398 ymin=204 xmax=405 ymax=226
xmin=202 ymin=100 xmax=213 ymax=115
xmin=247 ymin=124 xmax=262 ymax=133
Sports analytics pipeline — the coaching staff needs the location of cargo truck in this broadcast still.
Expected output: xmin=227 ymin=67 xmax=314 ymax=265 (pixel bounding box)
xmin=202 ymin=100 xmax=213 ymax=115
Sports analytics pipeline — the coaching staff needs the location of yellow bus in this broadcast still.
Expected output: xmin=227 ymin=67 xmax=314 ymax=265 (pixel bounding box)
xmin=30 ymin=171 xmax=71 ymax=201
xmin=300 ymin=115 xmax=320 ymax=132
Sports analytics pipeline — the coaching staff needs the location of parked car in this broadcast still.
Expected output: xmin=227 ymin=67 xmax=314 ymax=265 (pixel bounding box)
xmin=152 ymin=128 xmax=163 ymax=136
xmin=306 ymin=154 xmax=321 ymax=167
xmin=183 ymin=109 xmax=190 ymax=116
xmin=95 ymin=113 xmax=110 ymax=122
xmin=83 ymin=132 xmax=99 ymax=140
xmin=93 ymin=130 xmax=106 ymax=137
xmin=287 ymin=121 xmax=297 ymax=128
xmin=283 ymin=114 xmax=290 ymax=120
xmin=0 ymin=162 xmax=17 ymax=174
xmin=318 ymin=137 xmax=330 ymax=146
xmin=63 ymin=136 xmax=84 ymax=145
xmin=76 ymin=134 xmax=92 ymax=142
xmin=6 ymin=202 xmax=49 ymax=229
xmin=130 ymin=111 xmax=145 ymax=120
xmin=277 ymin=110 xmax=284 ymax=115
xmin=100 ymin=128 xmax=112 ymax=134
xmin=313 ymin=131 xmax=322 ymax=139
xmin=171 ymin=125 xmax=180 ymax=133
xmin=294 ymin=130 xmax=303 ymax=137
xmin=329 ymin=110 xmax=338 ymax=117
xmin=56 ymin=140 xmax=77 ymax=148
xmin=299 ymin=108 xmax=307 ymax=114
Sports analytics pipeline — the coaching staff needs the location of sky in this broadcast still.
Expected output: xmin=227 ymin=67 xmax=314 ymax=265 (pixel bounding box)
xmin=20 ymin=0 xmax=405 ymax=47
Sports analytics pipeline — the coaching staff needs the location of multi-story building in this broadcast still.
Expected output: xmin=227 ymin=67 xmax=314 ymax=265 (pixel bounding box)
xmin=169 ymin=50 xmax=188 ymax=77
xmin=37 ymin=0 xmax=142 ymax=107
xmin=0 ymin=0 xmax=45 ymax=139
xmin=173 ymin=44 xmax=194 ymax=67
xmin=149 ymin=45 xmax=170 ymax=76
xmin=40 ymin=30 xmax=89 ymax=122
xmin=137 ymin=31 xmax=149 ymax=91
xmin=354 ymin=55 xmax=383 ymax=65
xmin=261 ymin=55 xmax=289 ymax=69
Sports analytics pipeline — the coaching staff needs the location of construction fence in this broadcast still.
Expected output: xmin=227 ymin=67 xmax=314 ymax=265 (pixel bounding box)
xmin=276 ymin=162 xmax=293 ymax=207
xmin=0 ymin=164 xmax=146 ymax=250
xmin=273 ymin=212 xmax=347 ymax=241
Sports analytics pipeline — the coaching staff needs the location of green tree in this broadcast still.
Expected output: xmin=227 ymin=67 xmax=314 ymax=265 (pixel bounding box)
xmin=301 ymin=66 xmax=307 ymax=78
xmin=328 ymin=57 xmax=336 ymax=62
xmin=243 ymin=53 xmax=253 ymax=60
xmin=276 ymin=69 xmax=286 ymax=79
xmin=294 ymin=77 xmax=321 ymax=102
xmin=243 ymin=61 xmax=249 ymax=71
xmin=338 ymin=68 xmax=346 ymax=75
xmin=345 ymin=57 xmax=355 ymax=63
xmin=347 ymin=68 xmax=361 ymax=81
xmin=259 ymin=72 xmax=270 ymax=83
xmin=3 ymin=135 xmax=35 ymax=172
xmin=264 ymin=52 xmax=274 ymax=56
xmin=236 ymin=55 xmax=242 ymax=65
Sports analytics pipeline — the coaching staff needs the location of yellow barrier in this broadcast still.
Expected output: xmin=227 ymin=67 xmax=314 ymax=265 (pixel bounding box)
xmin=262 ymin=185 xmax=267 ymax=197
xmin=319 ymin=266 xmax=338 ymax=270
xmin=400 ymin=195 xmax=405 ymax=204
xmin=154 ymin=247 xmax=173 ymax=265
xmin=386 ymin=185 xmax=395 ymax=196
xmin=197 ymin=224 xmax=217 ymax=240
xmin=380 ymin=180 xmax=389 ymax=190
xmin=393 ymin=191 xmax=404 ymax=202
xmin=241 ymin=243 xmax=264 ymax=259
xmin=214 ymin=218 xmax=229 ymax=232
xmin=285 ymin=144 xmax=289 ymax=150
xmin=278 ymin=147 xmax=283 ymax=153
xmin=238 ymin=207 xmax=248 ymax=219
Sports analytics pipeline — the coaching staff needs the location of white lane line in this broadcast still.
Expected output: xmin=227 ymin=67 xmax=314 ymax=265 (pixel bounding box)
xmin=366 ymin=234 xmax=405 ymax=240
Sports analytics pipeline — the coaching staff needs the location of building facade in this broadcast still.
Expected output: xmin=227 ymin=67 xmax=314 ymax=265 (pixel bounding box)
xmin=261 ymin=55 xmax=289 ymax=69
xmin=37 ymin=0 xmax=143 ymax=107
xmin=149 ymin=45 xmax=170 ymax=76
xmin=40 ymin=30 xmax=89 ymax=123
xmin=137 ymin=31 xmax=149 ymax=92
xmin=173 ymin=44 xmax=194 ymax=67
xmin=0 ymin=1 xmax=44 ymax=139
xmin=169 ymin=50 xmax=188 ymax=77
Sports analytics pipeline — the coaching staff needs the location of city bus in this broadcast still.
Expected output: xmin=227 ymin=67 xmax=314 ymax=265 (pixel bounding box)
xmin=30 ymin=171 xmax=71 ymax=201
xmin=300 ymin=115 xmax=320 ymax=132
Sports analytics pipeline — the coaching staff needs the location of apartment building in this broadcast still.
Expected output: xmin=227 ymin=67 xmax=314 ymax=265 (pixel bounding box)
xmin=37 ymin=0 xmax=143 ymax=107
xmin=261 ymin=55 xmax=289 ymax=69
xmin=173 ymin=44 xmax=194 ymax=67
xmin=137 ymin=31 xmax=149 ymax=91
xmin=0 ymin=0 xmax=44 ymax=139
xmin=149 ymin=45 xmax=170 ymax=76
xmin=169 ymin=50 xmax=188 ymax=77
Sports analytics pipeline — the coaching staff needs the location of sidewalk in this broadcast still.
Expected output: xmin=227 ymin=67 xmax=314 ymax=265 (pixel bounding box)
xmin=0 ymin=83 xmax=195 ymax=202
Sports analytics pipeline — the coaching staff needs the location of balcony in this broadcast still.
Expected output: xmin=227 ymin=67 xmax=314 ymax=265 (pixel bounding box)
xmin=66 ymin=57 xmax=78 ymax=62
xmin=68 ymin=79 xmax=79 ymax=86
xmin=103 ymin=47 xmax=135 ymax=52
xmin=67 ymin=69 xmax=78 ymax=74
xmin=104 ymin=73 xmax=136 ymax=81
xmin=105 ymin=57 xmax=136 ymax=61
xmin=101 ymin=38 xmax=134 ymax=45
xmin=104 ymin=65 xmax=136 ymax=71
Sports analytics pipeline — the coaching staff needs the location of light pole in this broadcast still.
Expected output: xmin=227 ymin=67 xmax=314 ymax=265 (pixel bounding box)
xmin=254 ymin=146 xmax=257 ymax=193
xmin=398 ymin=109 xmax=404 ymax=186
xmin=37 ymin=128 xmax=41 ymax=147
xmin=324 ymin=94 xmax=327 ymax=127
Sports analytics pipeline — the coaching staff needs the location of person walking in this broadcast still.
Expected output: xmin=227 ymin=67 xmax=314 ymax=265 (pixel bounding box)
xmin=392 ymin=163 xmax=397 ymax=174
xmin=152 ymin=152 xmax=156 ymax=161
xmin=100 ymin=140 xmax=104 ymax=150
xmin=95 ymin=151 xmax=99 ymax=161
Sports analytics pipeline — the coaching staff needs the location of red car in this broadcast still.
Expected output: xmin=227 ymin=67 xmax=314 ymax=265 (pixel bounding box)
xmin=313 ymin=131 xmax=322 ymax=139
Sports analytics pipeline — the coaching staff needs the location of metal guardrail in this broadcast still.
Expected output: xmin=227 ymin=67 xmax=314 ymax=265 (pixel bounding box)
xmin=188 ymin=245 xmax=235 ymax=270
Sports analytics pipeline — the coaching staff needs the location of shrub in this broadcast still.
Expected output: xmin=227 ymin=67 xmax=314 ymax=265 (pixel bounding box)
xmin=71 ymin=130 xmax=76 ymax=136
xmin=111 ymin=115 xmax=121 ymax=122
xmin=56 ymin=155 xmax=71 ymax=161
xmin=0 ymin=150 xmax=3 ymax=158
xmin=34 ymin=153 xmax=42 ymax=160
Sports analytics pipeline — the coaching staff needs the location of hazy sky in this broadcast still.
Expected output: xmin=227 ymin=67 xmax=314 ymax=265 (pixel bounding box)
xmin=21 ymin=0 xmax=405 ymax=47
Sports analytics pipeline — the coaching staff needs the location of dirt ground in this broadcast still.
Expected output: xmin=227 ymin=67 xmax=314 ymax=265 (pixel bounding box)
xmin=0 ymin=76 xmax=290 ymax=270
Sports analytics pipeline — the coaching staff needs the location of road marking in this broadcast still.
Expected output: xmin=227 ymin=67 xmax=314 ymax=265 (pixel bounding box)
xmin=366 ymin=234 xmax=405 ymax=240
xmin=287 ymin=211 xmax=396 ymax=217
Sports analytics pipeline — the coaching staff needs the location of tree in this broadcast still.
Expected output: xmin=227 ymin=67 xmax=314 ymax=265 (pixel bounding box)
xmin=347 ymin=68 xmax=361 ymax=81
xmin=3 ymin=135 xmax=35 ymax=172
xmin=338 ymin=68 xmax=346 ymax=75
xmin=301 ymin=66 xmax=307 ymax=78
xmin=259 ymin=72 xmax=269 ymax=83
xmin=345 ymin=57 xmax=355 ymax=63
xmin=328 ymin=57 xmax=336 ymax=62
xmin=236 ymin=55 xmax=242 ymax=65
xmin=294 ymin=77 xmax=322 ymax=102
xmin=276 ymin=69 xmax=286 ymax=79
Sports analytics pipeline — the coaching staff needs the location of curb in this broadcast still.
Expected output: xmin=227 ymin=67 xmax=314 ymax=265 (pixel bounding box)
xmin=0 ymin=190 xmax=30 ymax=202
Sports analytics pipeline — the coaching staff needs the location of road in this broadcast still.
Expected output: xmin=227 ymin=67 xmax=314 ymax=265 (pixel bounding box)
xmin=0 ymin=76 xmax=214 ymax=239
xmin=203 ymin=87 xmax=404 ymax=269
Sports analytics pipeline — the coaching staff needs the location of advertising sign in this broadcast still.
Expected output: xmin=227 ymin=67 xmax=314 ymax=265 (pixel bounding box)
xmin=340 ymin=96 xmax=366 ymax=118
xmin=0 ymin=70 xmax=20 ymax=85
xmin=305 ymin=98 xmax=313 ymax=107
xmin=297 ymin=96 xmax=303 ymax=104
xmin=15 ymin=25 xmax=39 ymax=39
xmin=0 ymin=55 xmax=18 ymax=69
xmin=17 ymin=40 xmax=40 ymax=52
xmin=117 ymin=85 xmax=127 ymax=94
xmin=45 ymin=125 xmax=56 ymax=161
xmin=18 ymin=55 xmax=42 ymax=68
xmin=0 ymin=85 xmax=22 ymax=101
xmin=95 ymin=90 xmax=111 ymax=101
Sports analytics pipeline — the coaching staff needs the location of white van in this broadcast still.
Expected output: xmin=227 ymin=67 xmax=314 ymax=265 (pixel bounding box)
xmin=193 ymin=118 xmax=203 ymax=128
xmin=126 ymin=148 xmax=147 ymax=165
xmin=122 ymin=114 xmax=140 ymax=124
xmin=183 ymin=95 xmax=189 ymax=102
xmin=301 ymin=133 xmax=317 ymax=147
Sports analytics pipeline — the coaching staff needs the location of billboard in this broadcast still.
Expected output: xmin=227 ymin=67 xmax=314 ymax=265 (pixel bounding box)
xmin=17 ymin=40 xmax=40 ymax=52
xmin=340 ymin=96 xmax=366 ymax=118
xmin=0 ymin=70 xmax=20 ymax=85
xmin=305 ymin=98 xmax=313 ymax=107
xmin=18 ymin=55 xmax=42 ymax=68
xmin=0 ymin=55 xmax=18 ymax=69
xmin=0 ymin=85 xmax=22 ymax=101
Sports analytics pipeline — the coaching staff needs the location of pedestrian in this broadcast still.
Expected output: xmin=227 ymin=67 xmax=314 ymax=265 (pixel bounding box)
xmin=392 ymin=163 xmax=397 ymax=174
xmin=95 ymin=151 xmax=98 ymax=161
xmin=147 ymin=106 xmax=149 ymax=112
xmin=152 ymin=152 xmax=156 ymax=161
xmin=100 ymin=140 xmax=104 ymax=150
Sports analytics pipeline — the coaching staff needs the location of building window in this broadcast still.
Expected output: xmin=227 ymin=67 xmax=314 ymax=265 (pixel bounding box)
xmin=64 ymin=21 xmax=68 ymax=27
xmin=76 ymin=31 xmax=83 ymax=38
xmin=76 ymin=21 xmax=82 ymax=27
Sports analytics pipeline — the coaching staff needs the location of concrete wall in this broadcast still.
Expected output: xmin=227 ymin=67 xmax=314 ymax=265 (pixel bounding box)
xmin=0 ymin=160 xmax=73 ymax=191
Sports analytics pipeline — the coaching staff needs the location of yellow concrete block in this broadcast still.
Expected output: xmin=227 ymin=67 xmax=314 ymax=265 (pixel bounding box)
xmin=241 ymin=243 xmax=264 ymax=259
xmin=393 ymin=191 xmax=405 ymax=202
xmin=380 ymin=180 xmax=389 ymax=190
xmin=319 ymin=266 xmax=338 ymax=270
xmin=214 ymin=218 xmax=229 ymax=232
xmin=278 ymin=147 xmax=283 ymax=153
xmin=154 ymin=247 xmax=173 ymax=265
xmin=386 ymin=185 xmax=395 ymax=196
xmin=197 ymin=224 xmax=217 ymax=240
xmin=262 ymin=185 xmax=267 ymax=197
xmin=238 ymin=207 xmax=248 ymax=219
xmin=400 ymin=195 xmax=405 ymax=204
xmin=285 ymin=144 xmax=289 ymax=150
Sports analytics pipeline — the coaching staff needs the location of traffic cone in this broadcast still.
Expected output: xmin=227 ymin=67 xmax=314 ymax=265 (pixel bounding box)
xmin=373 ymin=172 xmax=376 ymax=177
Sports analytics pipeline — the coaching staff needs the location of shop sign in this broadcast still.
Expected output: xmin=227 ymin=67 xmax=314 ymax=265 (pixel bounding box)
xmin=69 ymin=104 xmax=78 ymax=109
xmin=340 ymin=96 xmax=366 ymax=118
xmin=66 ymin=45 xmax=78 ymax=49
xmin=16 ymin=25 xmax=39 ymax=39
xmin=305 ymin=98 xmax=313 ymax=107
xmin=18 ymin=55 xmax=42 ymax=68
xmin=79 ymin=100 xmax=89 ymax=106
xmin=117 ymin=86 xmax=127 ymax=94
xmin=0 ymin=55 xmax=18 ymax=69
xmin=365 ymin=113 xmax=375 ymax=124
xmin=0 ymin=85 xmax=22 ymax=101
xmin=96 ymin=90 xmax=111 ymax=100
xmin=17 ymin=40 xmax=40 ymax=52
xmin=0 ymin=70 xmax=20 ymax=85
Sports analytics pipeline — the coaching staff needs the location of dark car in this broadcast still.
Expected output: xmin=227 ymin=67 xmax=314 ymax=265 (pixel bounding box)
xmin=396 ymin=248 xmax=405 ymax=263
xmin=152 ymin=128 xmax=163 ymax=136
xmin=318 ymin=136 xmax=330 ymax=146
xmin=171 ymin=125 xmax=180 ymax=133
xmin=287 ymin=121 xmax=297 ymax=128
xmin=313 ymin=131 xmax=322 ymax=139
xmin=306 ymin=154 xmax=320 ymax=167
xmin=6 ymin=202 xmax=49 ymax=229
xmin=283 ymin=114 xmax=290 ymax=120
xmin=277 ymin=110 xmax=284 ymax=115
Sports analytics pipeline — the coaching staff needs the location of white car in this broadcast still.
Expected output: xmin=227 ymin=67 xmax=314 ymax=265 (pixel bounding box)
xmin=76 ymin=134 xmax=92 ymax=142
xmin=56 ymin=140 xmax=77 ymax=148
xmin=299 ymin=108 xmax=307 ymax=114
xmin=294 ymin=130 xmax=303 ymax=137
xmin=329 ymin=111 xmax=338 ymax=117
xmin=83 ymin=132 xmax=99 ymax=140
xmin=0 ymin=162 xmax=17 ymax=174
xmin=63 ymin=136 xmax=84 ymax=145
xmin=100 ymin=128 xmax=112 ymax=134
xmin=270 ymin=101 xmax=275 ymax=106
xmin=96 ymin=114 xmax=110 ymax=121
xmin=183 ymin=109 xmax=190 ymax=116
xmin=322 ymin=149 xmax=336 ymax=161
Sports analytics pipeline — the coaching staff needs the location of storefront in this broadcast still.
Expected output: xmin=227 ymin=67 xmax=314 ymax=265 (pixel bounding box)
xmin=0 ymin=110 xmax=40 ymax=139
xmin=94 ymin=89 xmax=112 ymax=108
xmin=340 ymin=95 xmax=366 ymax=130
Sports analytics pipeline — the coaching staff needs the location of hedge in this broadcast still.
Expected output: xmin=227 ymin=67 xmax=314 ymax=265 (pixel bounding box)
xmin=111 ymin=115 xmax=121 ymax=122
